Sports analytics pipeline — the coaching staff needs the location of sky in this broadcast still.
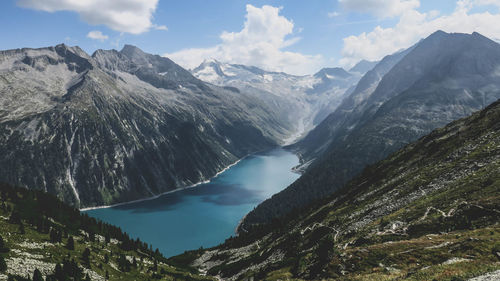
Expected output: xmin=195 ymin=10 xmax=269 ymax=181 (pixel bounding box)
xmin=1 ymin=0 xmax=500 ymax=75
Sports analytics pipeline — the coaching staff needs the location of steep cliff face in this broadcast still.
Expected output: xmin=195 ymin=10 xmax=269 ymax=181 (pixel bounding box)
xmin=181 ymin=98 xmax=500 ymax=281
xmin=0 ymin=44 xmax=292 ymax=208
xmin=244 ymin=31 xmax=500 ymax=226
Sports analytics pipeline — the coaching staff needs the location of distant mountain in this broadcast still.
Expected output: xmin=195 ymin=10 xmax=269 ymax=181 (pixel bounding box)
xmin=244 ymin=31 xmax=500 ymax=227
xmin=348 ymin=59 xmax=378 ymax=74
xmin=0 ymin=44 xmax=293 ymax=208
xmin=191 ymin=60 xmax=362 ymax=143
xmin=179 ymin=97 xmax=500 ymax=281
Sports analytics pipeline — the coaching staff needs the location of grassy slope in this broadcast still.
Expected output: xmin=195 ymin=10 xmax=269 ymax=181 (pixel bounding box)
xmin=0 ymin=184 xmax=213 ymax=281
xmin=178 ymin=100 xmax=500 ymax=280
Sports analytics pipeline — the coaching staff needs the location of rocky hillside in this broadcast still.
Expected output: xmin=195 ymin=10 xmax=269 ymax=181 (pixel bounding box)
xmin=0 ymin=182 xmax=212 ymax=281
xmin=177 ymin=98 xmax=500 ymax=281
xmin=0 ymin=44 xmax=293 ymax=208
xmin=191 ymin=60 xmax=361 ymax=143
xmin=289 ymin=46 xmax=412 ymax=168
xmin=247 ymin=31 xmax=500 ymax=226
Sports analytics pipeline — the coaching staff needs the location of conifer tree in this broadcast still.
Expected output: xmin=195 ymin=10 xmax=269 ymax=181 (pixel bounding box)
xmin=18 ymin=222 xmax=25 ymax=235
xmin=33 ymin=268 xmax=43 ymax=281
xmin=54 ymin=263 xmax=63 ymax=280
xmin=66 ymin=236 xmax=75 ymax=250
xmin=0 ymin=235 xmax=8 ymax=253
xmin=82 ymin=248 xmax=91 ymax=268
xmin=8 ymin=210 xmax=20 ymax=224
xmin=153 ymin=258 xmax=158 ymax=272
xmin=0 ymin=256 xmax=7 ymax=272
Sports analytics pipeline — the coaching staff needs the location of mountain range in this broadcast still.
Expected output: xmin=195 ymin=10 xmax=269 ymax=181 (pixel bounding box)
xmin=0 ymin=42 xmax=368 ymax=209
xmin=241 ymin=31 xmax=500 ymax=228
xmin=1 ymin=30 xmax=500 ymax=281
xmin=191 ymin=59 xmax=363 ymax=143
xmin=177 ymin=85 xmax=500 ymax=281
xmin=0 ymin=44 xmax=295 ymax=208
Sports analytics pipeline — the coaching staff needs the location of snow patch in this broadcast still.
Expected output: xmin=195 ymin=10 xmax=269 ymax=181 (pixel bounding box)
xmin=263 ymin=74 xmax=273 ymax=82
xmin=442 ymin=257 xmax=471 ymax=265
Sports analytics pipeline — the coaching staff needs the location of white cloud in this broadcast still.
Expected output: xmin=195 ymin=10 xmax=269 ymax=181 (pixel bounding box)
xmin=17 ymin=0 xmax=161 ymax=34
xmin=164 ymin=5 xmax=323 ymax=75
xmin=474 ymin=0 xmax=500 ymax=7
xmin=86 ymin=30 xmax=108 ymax=41
xmin=153 ymin=24 xmax=168 ymax=31
xmin=328 ymin=11 xmax=340 ymax=18
xmin=340 ymin=0 xmax=500 ymax=67
xmin=339 ymin=0 xmax=420 ymax=18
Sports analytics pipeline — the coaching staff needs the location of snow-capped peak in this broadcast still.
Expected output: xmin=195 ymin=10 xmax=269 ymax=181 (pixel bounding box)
xmin=191 ymin=59 xmax=227 ymax=83
xmin=202 ymin=58 xmax=220 ymax=65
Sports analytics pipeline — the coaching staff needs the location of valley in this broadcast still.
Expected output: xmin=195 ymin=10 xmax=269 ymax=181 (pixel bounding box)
xmin=178 ymin=88 xmax=500 ymax=281
xmin=0 ymin=44 xmax=296 ymax=209
xmin=0 ymin=27 xmax=499 ymax=281
xmin=84 ymin=148 xmax=299 ymax=257
xmin=191 ymin=59 xmax=364 ymax=141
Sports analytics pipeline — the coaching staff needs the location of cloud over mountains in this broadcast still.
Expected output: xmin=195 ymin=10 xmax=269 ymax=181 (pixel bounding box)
xmin=164 ymin=5 xmax=323 ymax=76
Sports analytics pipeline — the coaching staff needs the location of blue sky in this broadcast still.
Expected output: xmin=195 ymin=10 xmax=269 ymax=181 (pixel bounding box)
xmin=1 ymin=0 xmax=499 ymax=74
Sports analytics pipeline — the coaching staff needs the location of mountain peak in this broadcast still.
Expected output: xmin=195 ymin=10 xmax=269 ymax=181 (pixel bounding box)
xmin=429 ymin=29 xmax=447 ymax=37
xmin=121 ymin=44 xmax=141 ymax=51
xmin=202 ymin=58 xmax=221 ymax=65
xmin=120 ymin=44 xmax=146 ymax=58
xmin=423 ymin=30 xmax=493 ymax=45
xmin=349 ymin=59 xmax=378 ymax=74
xmin=314 ymin=67 xmax=351 ymax=79
xmin=52 ymin=43 xmax=89 ymax=58
xmin=54 ymin=43 xmax=68 ymax=49
xmin=192 ymin=58 xmax=226 ymax=78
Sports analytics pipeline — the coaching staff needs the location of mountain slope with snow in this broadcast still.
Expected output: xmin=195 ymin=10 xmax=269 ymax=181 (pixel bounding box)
xmin=191 ymin=60 xmax=362 ymax=143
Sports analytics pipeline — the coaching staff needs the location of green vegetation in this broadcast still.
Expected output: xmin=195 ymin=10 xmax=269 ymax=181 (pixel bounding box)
xmin=175 ymin=100 xmax=500 ymax=280
xmin=0 ymin=182 xmax=213 ymax=280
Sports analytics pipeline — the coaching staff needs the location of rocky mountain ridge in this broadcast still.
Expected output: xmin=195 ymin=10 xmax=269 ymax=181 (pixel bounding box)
xmin=177 ymin=97 xmax=500 ymax=281
xmin=0 ymin=44 xmax=294 ymax=208
xmin=243 ymin=31 xmax=500 ymax=227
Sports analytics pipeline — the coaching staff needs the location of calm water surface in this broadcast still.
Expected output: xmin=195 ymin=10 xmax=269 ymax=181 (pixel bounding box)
xmin=85 ymin=148 xmax=299 ymax=257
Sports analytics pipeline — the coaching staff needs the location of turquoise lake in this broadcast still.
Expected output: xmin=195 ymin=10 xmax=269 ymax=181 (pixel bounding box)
xmin=84 ymin=148 xmax=299 ymax=257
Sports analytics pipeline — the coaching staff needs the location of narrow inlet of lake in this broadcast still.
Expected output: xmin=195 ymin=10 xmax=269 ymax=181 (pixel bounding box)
xmin=84 ymin=148 xmax=299 ymax=257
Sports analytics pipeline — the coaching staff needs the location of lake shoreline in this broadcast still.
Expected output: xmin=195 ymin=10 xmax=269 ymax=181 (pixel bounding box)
xmin=80 ymin=156 xmax=248 ymax=212
xmin=83 ymin=147 xmax=300 ymax=257
xmin=235 ymin=212 xmax=249 ymax=235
